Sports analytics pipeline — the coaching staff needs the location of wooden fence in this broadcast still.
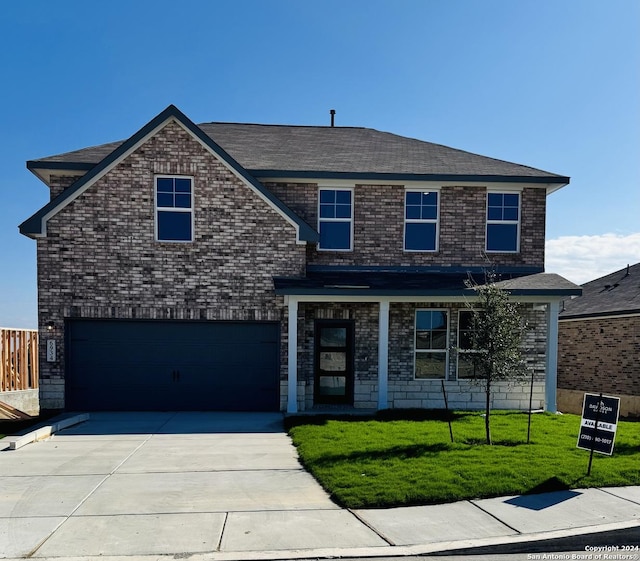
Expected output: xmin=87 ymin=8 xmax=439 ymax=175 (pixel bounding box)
xmin=0 ymin=328 xmax=39 ymax=392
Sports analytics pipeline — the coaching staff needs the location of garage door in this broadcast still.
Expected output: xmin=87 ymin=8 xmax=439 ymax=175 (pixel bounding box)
xmin=65 ymin=319 xmax=280 ymax=411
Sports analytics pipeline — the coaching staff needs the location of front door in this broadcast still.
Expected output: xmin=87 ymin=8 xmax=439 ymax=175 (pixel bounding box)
xmin=314 ymin=320 xmax=354 ymax=405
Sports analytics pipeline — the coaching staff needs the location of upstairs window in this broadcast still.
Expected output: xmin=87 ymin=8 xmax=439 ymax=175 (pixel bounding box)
xmin=486 ymin=192 xmax=520 ymax=252
xmin=414 ymin=310 xmax=448 ymax=379
xmin=404 ymin=190 xmax=438 ymax=251
xmin=156 ymin=176 xmax=193 ymax=242
xmin=318 ymin=188 xmax=353 ymax=251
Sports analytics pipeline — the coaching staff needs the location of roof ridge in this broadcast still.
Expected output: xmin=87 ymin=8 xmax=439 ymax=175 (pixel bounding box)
xmin=199 ymin=121 xmax=367 ymax=130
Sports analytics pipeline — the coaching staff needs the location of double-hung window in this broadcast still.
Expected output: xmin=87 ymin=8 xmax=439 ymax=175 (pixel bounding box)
xmin=414 ymin=310 xmax=448 ymax=379
xmin=155 ymin=176 xmax=193 ymax=242
xmin=318 ymin=188 xmax=353 ymax=251
xmin=404 ymin=190 xmax=438 ymax=251
xmin=486 ymin=192 xmax=520 ymax=252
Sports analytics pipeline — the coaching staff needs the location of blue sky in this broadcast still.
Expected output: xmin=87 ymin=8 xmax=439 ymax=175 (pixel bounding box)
xmin=1 ymin=0 xmax=639 ymax=328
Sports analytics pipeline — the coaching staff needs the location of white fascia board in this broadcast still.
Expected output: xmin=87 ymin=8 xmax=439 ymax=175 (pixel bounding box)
xmin=173 ymin=120 xmax=307 ymax=245
xmin=259 ymin=177 xmax=557 ymax=192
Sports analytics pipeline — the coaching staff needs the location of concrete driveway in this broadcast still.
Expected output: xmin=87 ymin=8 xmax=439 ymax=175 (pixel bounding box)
xmin=3 ymin=412 xmax=640 ymax=560
xmin=0 ymin=412 xmax=387 ymax=558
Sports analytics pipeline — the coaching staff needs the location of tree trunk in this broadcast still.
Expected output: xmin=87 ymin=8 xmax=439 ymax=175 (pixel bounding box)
xmin=485 ymin=376 xmax=492 ymax=445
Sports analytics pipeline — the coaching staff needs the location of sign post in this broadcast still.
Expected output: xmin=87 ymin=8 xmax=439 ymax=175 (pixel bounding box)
xmin=577 ymin=393 xmax=621 ymax=475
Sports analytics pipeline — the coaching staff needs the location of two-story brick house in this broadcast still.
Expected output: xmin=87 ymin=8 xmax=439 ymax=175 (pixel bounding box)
xmin=20 ymin=105 xmax=580 ymax=413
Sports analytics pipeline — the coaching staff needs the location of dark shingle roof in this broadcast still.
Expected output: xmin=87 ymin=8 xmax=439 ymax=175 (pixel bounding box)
xmin=28 ymin=122 xmax=568 ymax=183
xmin=559 ymin=263 xmax=640 ymax=319
xmin=274 ymin=269 xmax=581 ymax=297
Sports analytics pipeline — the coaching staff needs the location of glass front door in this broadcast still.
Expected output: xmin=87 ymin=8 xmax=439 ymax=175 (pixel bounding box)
xmin=314 ymin=320 xmax=354 ymax=405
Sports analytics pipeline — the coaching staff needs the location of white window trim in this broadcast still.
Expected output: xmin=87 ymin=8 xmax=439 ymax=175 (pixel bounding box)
xmin=403 ymin=188 xmax=440 ymax=252
xmin=414 ymin=308 xmax=449 ymax=380
xmin=155 ymin=175 xmax=195 ymax=243
xmin=485 ymin=190 xmax=521 ymax=253
xmin=317 ymin=186 xmax=354 ymax=252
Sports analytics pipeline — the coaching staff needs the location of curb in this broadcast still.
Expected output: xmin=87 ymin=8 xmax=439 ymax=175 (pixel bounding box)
xmin=7 ymin=413 xmax=90 ymax=450
xmin=3 ymin=519 xmax=638 ymax=561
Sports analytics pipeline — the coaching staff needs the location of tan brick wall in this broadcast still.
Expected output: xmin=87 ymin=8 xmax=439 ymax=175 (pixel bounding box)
xmin=268 ymin=183 xmax=546 ymax=269
xmin=37 ymin=120 xmax=306 ymax=409
xmin=49 ymin=175 xmax=82 ymax=199
xmin=558 ymin=315 xmax=640 ymax=399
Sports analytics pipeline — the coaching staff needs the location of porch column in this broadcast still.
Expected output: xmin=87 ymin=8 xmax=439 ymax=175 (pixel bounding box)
xmin=287 ymin=297 xmax=299 ymax=413
xmin=378 ymin=300 xmax=390 ymax=409
xmin=545 ymin=300 xmax=560 ymax=413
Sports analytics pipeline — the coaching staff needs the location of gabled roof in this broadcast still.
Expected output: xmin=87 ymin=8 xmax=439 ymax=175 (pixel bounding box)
xmin=27 ymin=119 xmax=570 ymax=187
xmin=559 ymin=263 xmax=640 ymax=319
xmin=19 ymin=105 xmax=318 ymax=242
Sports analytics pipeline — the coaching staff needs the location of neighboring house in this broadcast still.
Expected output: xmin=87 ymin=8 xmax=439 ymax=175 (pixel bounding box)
xmin=558 ymin=263 xmax=640 ymax=417
xmin=19 ymin=105 xmax=580 ymax=413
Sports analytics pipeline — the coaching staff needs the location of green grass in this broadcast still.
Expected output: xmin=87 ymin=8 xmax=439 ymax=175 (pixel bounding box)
xmin=287 ymin=410 xmax=640 ymax=509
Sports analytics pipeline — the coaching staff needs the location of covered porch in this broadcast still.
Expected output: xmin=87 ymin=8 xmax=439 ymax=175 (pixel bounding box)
xmin=276 ymin=269 xmax=581 ymax=414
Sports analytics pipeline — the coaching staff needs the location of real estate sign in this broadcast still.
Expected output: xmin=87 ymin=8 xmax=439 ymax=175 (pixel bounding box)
xmin=577 ymin=393 xmax=620 ymax=456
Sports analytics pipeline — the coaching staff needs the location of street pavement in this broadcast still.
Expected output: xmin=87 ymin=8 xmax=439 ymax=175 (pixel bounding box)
xmin=0 ymin=411 xmax=638 ymax=560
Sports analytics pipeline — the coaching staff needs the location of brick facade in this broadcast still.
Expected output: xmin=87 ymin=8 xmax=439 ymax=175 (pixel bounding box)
xmin=558 ymin=315 xmax=640 ymax=416
xmin=269 ymin=183 xmax=546 ymax=268
xmin=30 ymin=114 xmax=557 ymax=413
xmin=37 ymin=121 xmax=305 ymax=408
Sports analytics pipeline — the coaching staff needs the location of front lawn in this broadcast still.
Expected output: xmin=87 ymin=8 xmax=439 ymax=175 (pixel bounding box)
xmin=287 ymin=411 xmax=640 ymax=509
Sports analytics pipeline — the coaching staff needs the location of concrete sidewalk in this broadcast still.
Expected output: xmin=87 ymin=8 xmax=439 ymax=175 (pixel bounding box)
xmin=0 ymin=412 xmax=638 ymax=560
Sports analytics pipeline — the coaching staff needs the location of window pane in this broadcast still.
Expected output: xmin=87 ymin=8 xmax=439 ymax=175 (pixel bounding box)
xmin=319 ymin=204 xmax=336 ymax=218
xmin=320 ymin=351 xmax=347 ymax=372
xmin=415 ymin=353 xmax=446 ymax=379
xmin=415 ymin=311 xmax=432 ymax=331
xmin=487 ymin=223 xmax=518 ymax=251
xmin=431 ymin=311 xmax=447 ymax=330
xmin=459 ymin=311 xmax=473 ymax=330
xmin=457 ymin=354 xmax=478 ymax=379
xmin=416 ymin=331 xmax=431 ymax=350
xmin=319 ymin=190 xmax=335 ymax=204
xmin=458 ymin=311 xmax=474 ymax=350
xmin=174 ymin=193 xmax=191 ymax=208
xmin=431 ymin=330 xmax=447 ymax=349
xmin=157 ymin=193 xmax=174 ymax=208
xmin=335 ymin=203 xmax=351 ymax=219
xmin=320 ymin=327 xmax=347 ymax=347
xmin=156 ymin=178 xmax=174 ymax=193
xmin=487 ymin=193 xmax=503 ymax=206
xmin=406 ymin=191 xmax=421 ymax=205
xmin=503 ymin=207 xmax=519 ymax=220
xmin=487 ymin=206 xmax=503 ymax=220
xmin=318 ymin=375 xmax=346 ymax=396
xmin=504 ymin=193 xmax=519 ymax=207
xmin=421 ymin=204 xmax=437 ymax=220
xmin=157 ymin=211 xmax=192 ymax=241
xmin=336 ymin=190 xmax=351 ymax=204
xmin=174 ymin=178 xmax=191 ymax=193
xmin=405 ymin=223 xmax=436 ymax=251
xmin=421 ymin=192 xmax=437 ymax=205
xmin=319 ymin=221 xmax=350 ymax=250
xmin=406 ymin=205 xmax=421 ymax=220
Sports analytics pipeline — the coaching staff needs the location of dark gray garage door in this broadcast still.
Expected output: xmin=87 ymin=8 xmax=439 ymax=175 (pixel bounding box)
xmin=66 ymin=319 xmax=280 ymax=411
